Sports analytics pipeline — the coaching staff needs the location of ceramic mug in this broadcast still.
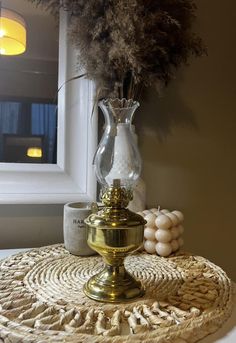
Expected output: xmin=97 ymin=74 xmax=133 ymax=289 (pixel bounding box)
xmin=63 ymin=202 xmax=96 ymax=256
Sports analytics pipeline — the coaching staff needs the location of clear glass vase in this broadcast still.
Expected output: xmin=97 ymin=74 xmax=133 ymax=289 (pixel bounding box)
xmin=94 ymin=98 xmax=142 ymax=192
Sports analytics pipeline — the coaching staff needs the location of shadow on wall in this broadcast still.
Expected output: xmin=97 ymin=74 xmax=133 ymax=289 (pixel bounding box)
xmin=136 ymin=78 xmax=198 ymax=144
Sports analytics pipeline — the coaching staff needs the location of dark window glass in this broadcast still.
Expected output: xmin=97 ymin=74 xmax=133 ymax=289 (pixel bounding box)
xmin=0 ymin=100 xmax=57 ymax=163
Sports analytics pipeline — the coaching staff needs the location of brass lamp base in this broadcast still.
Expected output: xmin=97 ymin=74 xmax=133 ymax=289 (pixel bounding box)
xmin=84 ymin=264 xmax=144 ymax=303
xmin=84 ymin=183 xmax=146 ymax=303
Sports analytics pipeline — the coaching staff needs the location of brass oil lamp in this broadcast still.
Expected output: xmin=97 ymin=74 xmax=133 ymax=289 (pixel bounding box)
xmin=84 ymin=99 xmax=146 ymax=303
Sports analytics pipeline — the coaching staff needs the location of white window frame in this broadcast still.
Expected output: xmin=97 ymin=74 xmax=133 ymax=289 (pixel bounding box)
xmin=0 ymin=11 xmax=97 ymax=204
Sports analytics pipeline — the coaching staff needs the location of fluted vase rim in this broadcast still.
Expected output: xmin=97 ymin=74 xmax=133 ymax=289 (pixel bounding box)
xmin=99 ymin=98 xmax=140 ymax=110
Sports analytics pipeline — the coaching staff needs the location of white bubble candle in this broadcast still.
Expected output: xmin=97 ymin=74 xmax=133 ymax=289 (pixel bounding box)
xmin=142 ymin=207 xmax=185 ymax=257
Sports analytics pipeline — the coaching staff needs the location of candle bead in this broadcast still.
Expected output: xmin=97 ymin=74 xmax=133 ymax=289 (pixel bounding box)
xmin=166 ymin=212 xmax=179 ymax=226
xmin=170 ymin=226 xmax=180 ymax=240
xmin=144 ymin=213 xmax=157 ymax=228
xmin=178 ymin=237 xmax=184 ymax=247
xmin=144 ymin=240 xmax=156 ymax=254
xmin=172 ymin=210 xmax=184 ymax=223
xmin=171 ymin=239 xmax=179 ymax=252
xmin=155 ymin=214 xmax=172 ymax=230
xmin=150 ymin=208 xmax=157 ymax=213
xmin=143 ymin=210 xmax=151 ymax=216
xmin=155 ymin=229 xmax=172 ymax=243
xmin=178 ymin=225 xmax=184 ymax=235
xmin=161 ymin=209 xmax=170 ymax=214
xmin=155 ymin=242 xmax=172 ymax=257
xmin=144 ymin=227 xmax=156 ymax=241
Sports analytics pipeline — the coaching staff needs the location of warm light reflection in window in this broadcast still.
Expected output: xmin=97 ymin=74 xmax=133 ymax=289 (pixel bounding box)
xmin=0 ymin=9 xmax=26 ymax=55
xmin=27 ymin=147 xmax=42 ymax=158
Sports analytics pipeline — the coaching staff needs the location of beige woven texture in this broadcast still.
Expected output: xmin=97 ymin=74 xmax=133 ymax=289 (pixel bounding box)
xmin=0 ymin=244 xmax=234 ymax=343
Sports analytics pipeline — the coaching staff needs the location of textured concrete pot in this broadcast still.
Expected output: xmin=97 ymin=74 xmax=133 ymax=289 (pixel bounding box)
xmin=63 ymin=202 xmax=96 ymax=256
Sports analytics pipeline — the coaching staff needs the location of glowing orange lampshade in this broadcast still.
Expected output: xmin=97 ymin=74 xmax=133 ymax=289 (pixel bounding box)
xmin=0 ymin=8 xmax=26 ymax=55
xmin=27 ymin=147 xmax=42 ymax=158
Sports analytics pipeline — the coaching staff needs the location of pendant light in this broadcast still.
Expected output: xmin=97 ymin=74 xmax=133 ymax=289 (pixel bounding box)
xmin=0 ymin=2 xmax=26 ymax=55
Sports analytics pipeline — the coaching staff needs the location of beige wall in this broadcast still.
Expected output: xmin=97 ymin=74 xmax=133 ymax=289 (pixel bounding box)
xmin=136 ymin=0 xmax=236 ymax=280
xmin=0 ymin=205 xmax=63 ymax=248
xmin=0 ymin=0 xmax=235 ymax=281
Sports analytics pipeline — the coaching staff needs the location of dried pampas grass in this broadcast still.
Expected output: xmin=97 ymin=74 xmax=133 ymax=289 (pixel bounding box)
xmin=29 ymin=0 xmax=206 ymax=99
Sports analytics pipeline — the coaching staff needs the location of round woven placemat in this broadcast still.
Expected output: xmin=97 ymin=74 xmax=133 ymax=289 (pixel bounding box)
xmin=0 ymin=244 xmax=234 ymax=343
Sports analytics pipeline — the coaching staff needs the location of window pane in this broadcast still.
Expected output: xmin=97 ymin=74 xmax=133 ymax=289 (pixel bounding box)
xmin=0 ymin=100 xmax=57 ymax=163
xmin=0 ymin=0 xmax=58 ymax=164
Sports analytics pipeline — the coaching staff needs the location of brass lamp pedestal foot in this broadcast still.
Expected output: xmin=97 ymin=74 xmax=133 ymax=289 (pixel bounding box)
xmin=84 ymin=264 xmax=144 ymax=303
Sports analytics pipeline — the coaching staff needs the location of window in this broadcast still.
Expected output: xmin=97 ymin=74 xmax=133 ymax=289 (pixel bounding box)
xmin=0 ymin=11 xmax=97 ymax=204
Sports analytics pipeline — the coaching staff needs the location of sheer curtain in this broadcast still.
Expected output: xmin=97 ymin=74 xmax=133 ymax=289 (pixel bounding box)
xmin=0 ymin=102 xmax=21 ymax=160
xmin=0 ymin=101 xmax=57 ymax=163
xmin=31 ymin=103 xmax=57 ymax=163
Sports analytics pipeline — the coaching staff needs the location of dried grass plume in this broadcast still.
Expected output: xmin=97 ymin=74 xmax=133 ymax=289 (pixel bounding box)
xmin=29 ymin=0 xmax=206 ymax=99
